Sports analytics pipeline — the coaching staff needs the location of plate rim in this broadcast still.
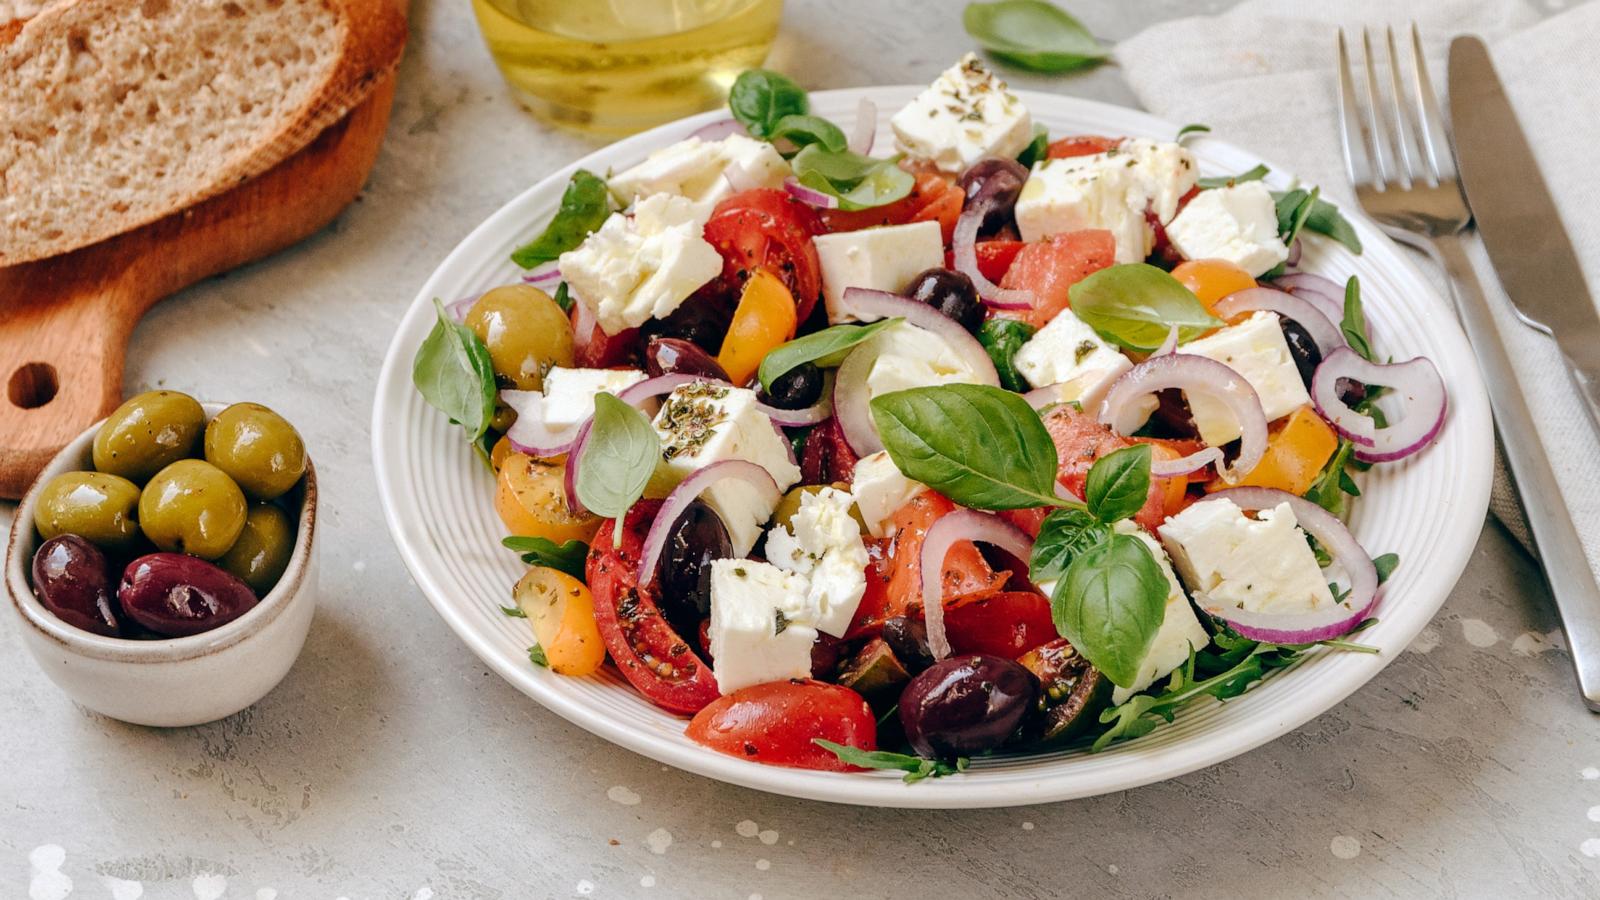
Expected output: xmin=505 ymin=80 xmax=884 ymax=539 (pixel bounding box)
xmin=371 ymin=86 xmax=1493 ymax=808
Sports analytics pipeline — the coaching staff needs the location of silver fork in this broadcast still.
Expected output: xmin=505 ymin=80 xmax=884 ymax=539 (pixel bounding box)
xmin=1337 ymin=24 xmax=1600 ymax=710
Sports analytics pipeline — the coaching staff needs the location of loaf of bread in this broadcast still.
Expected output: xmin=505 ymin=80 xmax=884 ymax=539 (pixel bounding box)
xmin=0 ymin=0 xmax=407 ymax=266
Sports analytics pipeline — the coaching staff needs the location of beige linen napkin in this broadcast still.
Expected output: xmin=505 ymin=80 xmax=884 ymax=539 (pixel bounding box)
xmin=1118 ymin=0 xmax=1600 ymax=568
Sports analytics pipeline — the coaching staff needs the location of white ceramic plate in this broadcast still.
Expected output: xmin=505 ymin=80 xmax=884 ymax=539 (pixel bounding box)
xmin=372 ymin=87 xmax=1493 ymax=808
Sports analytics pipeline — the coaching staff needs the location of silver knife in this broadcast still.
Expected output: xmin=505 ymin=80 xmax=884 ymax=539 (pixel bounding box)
xmin=1449 ymin=35 xmax=1600 ymax=429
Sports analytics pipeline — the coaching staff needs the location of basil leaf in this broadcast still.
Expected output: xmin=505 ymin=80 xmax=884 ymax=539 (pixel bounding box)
xmin=574 ymin=393 xmax=661 ymax=543
xmin=811 ymin=740 xmax=968 ymax=783
xmin=1053 ymin=533 xmax=1170 ymax=688
xmin=552 ymin=281 xmax=574 ymax=313
xmin=1197 ymin=163 xmax=1269 ymax=189
xmin=1341 ymin=276 xmax=1375 ymax=361
xmin=976 ymin=318 xmax=1036 ymax=393
xmin=1085 ymin=444 xmax=1152 ymax=524
xmin=770 ymin=114 xmax=848 ymax=154
xmin=1017 ymin=123 xmax=1050 ymax=168
xmin=1029 ymin=507 xmax=1107 ymax=585
xmin=500 ymin=605 xmax=526 ymax=618
xmin=1176 ymin=123 xmax=1210 ymax=141
xmin=1373 ymin=552 xmax=1399 ymax=584
xmin=1303 ymin=197 xmax=1363 ymax=253
xmin=758 ymin=318 xmax=902 ymax=390
xmin=1069 ymin=263 xmax=1224 ymax=350
xmin=412 ymin=298 xmax=497 ymax=443
xmin=729 ymin=69 xmax=809 ymax=139
xmin=871 ymin=384 xmax=1072 ymax=510
xmin=502 ymin=535 xmax=590 ymax=581
xmin=791 ymin=144 xmax=915 ymax=211
xmin=510 ymin=170 xmax=611 ymax=269
xmin=961 ymin=0 xmax=1108 ymax=73
xmin=528 ymin=645 xmax=550 ymax=668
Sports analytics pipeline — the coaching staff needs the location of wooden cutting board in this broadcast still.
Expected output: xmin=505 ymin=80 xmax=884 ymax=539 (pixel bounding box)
xmin=0 ymin=75 xmax=397 ymax=500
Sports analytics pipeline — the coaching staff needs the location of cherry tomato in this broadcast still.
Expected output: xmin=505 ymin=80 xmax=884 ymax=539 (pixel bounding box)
xmin=513 ymin=566 xmax=606 ymax=676
xmin=686 ymin=680 xmax=878 ymax=771
xmin=588 ymin=501 xmax=722 ymax=715
xmin=1043 ymin=405 xmax=1183 ymax=534
xmin=944 ymin=239 xmax=1026 ymax=285
xmin=853 ymin=493 xmax=1009 ymax=637
xmin=1210 ymin=405 xmax=1337 ymax=496
xmin=1046 ymin=135 xmax=1122 ymax=159
xmin=494 ymin=453 xmax=602 ymax=544
xmin=569 ymin=304 xmax=639 ymax=368
xmin=944 ymin=591 xmax=1059 ymax=659
xmin=703 ymin=188 xmax=823 ymax=322
xmin=998 ymin=230 xmax=1118 ymax=328
xmin=908 ymin=177 xmax=964 ymax=244
xmin=717 ymin=269 xmax=798 ymax=386
xmin=490 ymin=434 xmax=516 ymax=472
xmin=844 ymin=538 xmax=894 ymax=640
xmin=819 ymin=165 xmax=954 ymax=235
xmin=1172 ymin=258 xmax=1257 ymax=312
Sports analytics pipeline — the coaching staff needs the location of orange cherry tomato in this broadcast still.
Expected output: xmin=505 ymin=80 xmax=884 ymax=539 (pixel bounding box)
xmin=513 ymin=566 xmax=606 ymax=676
xmin=1212 ymin=405 xmax=1338 ymax=496
xmin=1171 ymin=259 xmax=1257 ymax=312
xmin=490 ymin=434 xmax=516 ymax=472
xmin=716 ymin=269 xmax=798 ymax=386
xmin=494 ymin=453 xmax=602 ymax=544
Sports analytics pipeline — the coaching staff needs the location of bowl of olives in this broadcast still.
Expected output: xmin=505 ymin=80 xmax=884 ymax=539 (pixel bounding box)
xmin=4 ymin=392 xmax=318 ymax=727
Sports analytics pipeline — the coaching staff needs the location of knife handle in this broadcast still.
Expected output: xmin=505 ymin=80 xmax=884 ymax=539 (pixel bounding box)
xmin=1434 ymin=232 xmax=1600 ymax=711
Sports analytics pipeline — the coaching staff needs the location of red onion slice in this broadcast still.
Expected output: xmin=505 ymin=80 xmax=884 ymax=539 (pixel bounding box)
xmin=690 ymin=117 xmax=747 ymax=142
xmin=572 ymin=295 xmax=597 ymax=345
xmin=918 ymin=510 xmax=1035 ymax=659
xmin=832 ymin=339 xmax=885 ymax=456
xmin=783 ymin=177 xmax=839 ymax=209
xmin=1310 ymin=348 xmax=1446 ymax=462
xmin=1098 ymin=354 xmax=1268 ymax=483
xmin=636 ymin=460 xmax=781 ymax=584
xmin=953 ymin=199 xmax=1035 ymax=310
xmin=1023 ymin=383 xmax=1063 ymax=410
xmin=562 ymin=375 xmax=687 ymax=514
xmin=445 ymin=294 xmax=477 ymax=325
xmin=1272 ymin=273 xmax=1345 ymax=322
xmin=1194 ymin=488 xmax=1379 ymax=643
xmin=1213 ymin=288 xmax=1345 ymax=358
xmin=1284 ymin=237 xmax=1303 ymax=268
xmin=1151 ymin=446 xmax=1223 ymax=479
xmin=503 ymin=390 xmax=576 ymax=458
xmin=1152 ymin=325 xmax=1180 ymax=358
xmin=850 ymin=98 xmax=877 ymax=156
xmin=520 ymin=262 xmax=562 ymax=286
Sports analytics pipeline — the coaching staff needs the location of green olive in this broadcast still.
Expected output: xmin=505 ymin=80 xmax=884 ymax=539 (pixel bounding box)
xmin=217 ymin=502 xmax=296 ymax=595
xmin=203 ymin=402 xmax=307 ymax=500
xmin=465 ymin=284 xmax=575 ymax=391
xmin=138 ymin=460 xmax=248 ymax=559
xmin=92 ymin=390 xmax=205 ymax=483
xmin=490 ymin=402 xmax=518 ymax=434
xmin=769 ymin=482 xmax=868 ymax=535
xmin=33 ymin=471 xmax=142 ymax=552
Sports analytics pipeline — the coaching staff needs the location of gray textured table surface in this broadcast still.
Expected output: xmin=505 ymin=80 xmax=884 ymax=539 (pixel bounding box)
xmin=4 ymin=1 xmax=1596 ymax=897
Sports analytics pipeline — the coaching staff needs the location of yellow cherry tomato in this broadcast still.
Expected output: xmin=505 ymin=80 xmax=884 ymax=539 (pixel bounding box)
xmin=494 ymin=453 xmax=601 ymax=544
xmin=513 ymin=566 xmax=606 ymax=676
xmin=490 ymin=435 xmax=516 ymax=472
xmin=717 ymin=269 xmax=798 ymax=386
xmin=1172 ymin=258 xmax=1257 ymax=312
xmin=1211 ymin=405 xmax=1338 ymax=496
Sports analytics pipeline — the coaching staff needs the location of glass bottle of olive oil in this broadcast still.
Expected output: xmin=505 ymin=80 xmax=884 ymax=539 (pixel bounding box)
xmin=471 ymin=0 xmax=784 ymax=137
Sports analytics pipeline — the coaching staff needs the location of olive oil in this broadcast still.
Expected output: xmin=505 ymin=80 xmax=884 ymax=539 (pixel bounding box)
xmin=471 ymin=0 xmax=784 ymax=137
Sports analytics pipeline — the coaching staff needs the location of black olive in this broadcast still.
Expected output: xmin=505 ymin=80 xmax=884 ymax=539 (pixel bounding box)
xmin=957 ymin=157 xmax=1029 ymax=235
xmin=1280 ymin=317 xmax=1323 ymax=389
xmin=759 ymin=362 xmax=824 ymax=409
xmin=643 ymin=294 xmax=734 ymax=355
xmin=655 ymin=499 xmax=732 ymax=654
xmin=644 ymin=337 xmax=730 ymax=381
xmin=898 ymin=654 xmax=1039 ymax=759
xmin=905 ymin=268 xmax=984 ymax=334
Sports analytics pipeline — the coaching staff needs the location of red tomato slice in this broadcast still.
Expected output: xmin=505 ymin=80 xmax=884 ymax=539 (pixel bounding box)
xmin=1044 ymin=405 xmax=1181 ymax=534
xmin=686 ymin=680 xmax=877 ymax=771
xmin=704 ymin=188 xmax=824 ymax=322
xmin=908 ymin=179 xmax=964 ymax=244
xmin=856 ymin=493 xmax=1008 ymax=638
xmin=1046 ymin=135 xmax=1122 ymax=159
xmin=569 ymin=305 xmax=639 ymax=368
xmin=588 ymin=500 xmax=721 ymax=716
xmin=818 ymin=166 xmax=955 ymax=235
xmin=944 ymin=239 xmax=1026 ymax=284
xmin=844 ymin=538 xmax=893 ymax=640
xmin=944 ymin=591 xmax=1059 ymax=659
xmin=997 ymin=230 xmax=1117 ymax=328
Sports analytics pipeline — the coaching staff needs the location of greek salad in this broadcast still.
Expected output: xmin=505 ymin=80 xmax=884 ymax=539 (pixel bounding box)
xmin=412 ymin=55 xmax=1443 ymax=778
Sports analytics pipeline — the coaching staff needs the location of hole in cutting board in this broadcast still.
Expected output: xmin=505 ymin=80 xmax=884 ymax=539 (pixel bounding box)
xmin=7 ymin=362 xmax=59 ymax=409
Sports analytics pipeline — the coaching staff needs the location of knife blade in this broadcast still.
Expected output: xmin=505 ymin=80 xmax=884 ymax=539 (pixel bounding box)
xmin=1448 ymin=35 xmax=1600 ymax=428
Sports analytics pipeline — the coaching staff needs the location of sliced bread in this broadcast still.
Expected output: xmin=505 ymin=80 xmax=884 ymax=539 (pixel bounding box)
xmin=0 ymin=0 xmax=407 ymax=266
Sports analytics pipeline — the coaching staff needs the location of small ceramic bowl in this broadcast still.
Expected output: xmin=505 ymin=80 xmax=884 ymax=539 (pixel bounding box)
xmin=5 ymin=402 xmax=318 ymax=727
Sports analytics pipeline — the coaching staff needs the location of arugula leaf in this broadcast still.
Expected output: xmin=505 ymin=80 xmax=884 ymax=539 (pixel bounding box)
xmin=1176 ymin=123 xmax=1211 ymax=141
xmin=1373 ymin=552 xmax=1399 ymax=583
xmin=1303 ymin=197 xmax=1363 ymax=253
xmin=551 ymin=281 xmax=574 ymax=313
xmin=1069 ymin=263 xmax=1224 ymax=350
xmin=811 ymin=740 xmax=969 ymax=783
xmin=1017 ymin=123 xmax=1050 ymax=168
xmin=1341 ymin=276 xmax=1375 ymax=360
xmin=528 ymin=645 xmax=550 ymax=668
xmin=500 ymin=605 xmax=526 ymax=618
xmin=1084 ymin=444 xmax=1152 ymax=524
xmin=1305 ymin=438 xmax=1358 ymax=515
xmin=791 ymin=144 xmax=915 ymax=211
xmin=1197 ymin=163 xmax=1269 ymax=189
xmin=976 ymin=318 xmax=1037 ymax=393
xmin=728 ymin=69 xmax=809 ymax=139
xmin=510 ymin=170 xmax=611 ymax=268
xmin=1273 ymin=187 xmax=1320 ymax=252
xmin=962 ymin=0 xmax=1107 ymax=73
xmin=1092 ymin=642 xmax=1276 ymax=750
xmin=1029 ymin=507 xmax=1108 ymax=585
xmin=871 ymin=384 xmax=1077 ymax=510
xmin=503 ymin=535 xmax=590 ymax=580
xmin=770 ymin=114 xmax=848 ymax=153
xmin=574 ymin=393 xmax=661 ymax=545
xmin=1053 ymin=533 xmax=1169 ymax=688
xmin=412 ymin=298 xmax=497 ymax=444
xmin=758 ymin=318 xmax=902 ymax=390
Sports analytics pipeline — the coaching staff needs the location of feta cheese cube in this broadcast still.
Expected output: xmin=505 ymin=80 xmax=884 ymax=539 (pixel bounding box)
xmin=850 ymin=450 xmax=927 ymax=538
xmin=708 ymin=559 xmax=818 ymax=694
xmin=1013 ymin=305 xmax=1132 ymax=405
xmin=764 ymin=487 xmax=870 ymax=637
xmin=1164 ymin=181 xmax=1289 ymax=277
xmin=649 ymin=383 xmax=800 ymax=555
xmin=534 ymin=366 xmax=649 ymax=433
xmin=863 ymin=321 xmax=985 ymax=399
xmin=1158 ymin=498 xmax=1336 ymax=619
xmin=889 ymin=53 xmax=1033 ymax=174
xmin=814 ymin=221 xmax=944 ymax=323
xmin=608 ymin=134 xmax=791 ymax=223
xmin=1109 ymin=522 xmax=1212 ymax=703
xmin=558 ymin=193 xmax=722 ymax=335
xmin=1116 ymin=138 xmax=1199 ymax=225
xmin=1179 ymin=311 xmax=1311 ymax=445
xmin=1016 ymin=158 xmax=1152 ymax=264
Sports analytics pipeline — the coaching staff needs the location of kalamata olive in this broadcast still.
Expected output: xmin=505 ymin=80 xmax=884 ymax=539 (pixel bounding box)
xmin=957 ymin=157 xmax=1029 ymax=234
xmin=31 ymin=535 xmax=122 ymax=636
xmin=759 ymin=362 xmax=823 ymax=409
xmin=905 ymin=268 xmax=984 ymax=334
xmin=644 ymin=336 xmax=732 ymax=382
xmin=118 ymin=553 xmax=259 ymax=637
xmin=898 ymin=654 xmax=1039 ymax=759
xmin=644 ymin=293 xmax=734 ymax=355
xmin=1280 ymin=318 xmax=1323 ymax=389
xmin=655 ymin=498 xmax=733 ymax=651
xmin=811 ymin=633 xmax=846 ymax=679
xmin=882 ymin=615 xmax=935 ymax=673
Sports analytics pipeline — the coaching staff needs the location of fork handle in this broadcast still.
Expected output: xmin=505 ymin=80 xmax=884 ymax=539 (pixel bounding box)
xmin=1432 ymin=232 xmax=1600 ymax=711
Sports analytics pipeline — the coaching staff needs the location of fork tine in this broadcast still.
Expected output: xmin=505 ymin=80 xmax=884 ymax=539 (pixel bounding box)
xmin=1336 ymin=29 xmax=1377 ymax=189
xmin=1384 ymin=26 xmax=1421 ymax=187
xmin=1408 ymin=23 xmax=1458 ymax=182
xmin=1361 ymin=28 xmax=1397 ymax=186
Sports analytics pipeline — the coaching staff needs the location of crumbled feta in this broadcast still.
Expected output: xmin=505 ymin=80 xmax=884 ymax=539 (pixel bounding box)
xmin=1164 ymin=181 xmax=1289 ymax=277
xmin=558 ymin=193 xmax=722 ymax=335
xmin=1158 ymin=498 xmax=1336 ymax=618
xmin=764 ymin=487 xmax=869 ymax=637
xmin=1179 ymin=311 xmax=1310 ymax=444
xmin=850 ymin=450 xmax=927 ymax=538
xmin=889 ymin=52 xmax=1033 ymax=174
xmin=1013 ymin=305 xmax=1132 ymax=405
xmin=1109 ymin=521 xmax=1212 ymax=704
xmin=813 ymin=220 xmax=944 ymax=324
xmin=1014 ymin=138 xmax=1197 ymax=264
xmin=608 ymin=134 xmax=791 ymax=223
xmin=708 ymin=559 xmax=817 ymax=694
